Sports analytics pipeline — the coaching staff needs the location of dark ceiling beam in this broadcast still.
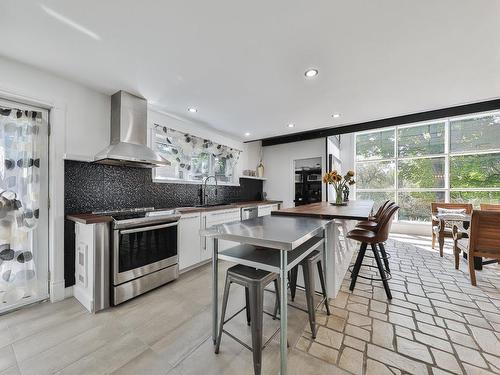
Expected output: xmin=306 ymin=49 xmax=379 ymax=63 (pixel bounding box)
xmin=257 ymin=98 xmax=500 ymax=147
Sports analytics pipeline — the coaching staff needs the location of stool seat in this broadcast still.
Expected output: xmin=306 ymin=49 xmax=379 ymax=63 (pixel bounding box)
xmin=346 ymin=228 xmax=377 ymax=243
xmin=228 ymin=264 xmax=276 ymax=284
xmin=355 ymin=220 xmax=378 ymax=230
xmin=304 ymin=249 xmax=321 ymax=263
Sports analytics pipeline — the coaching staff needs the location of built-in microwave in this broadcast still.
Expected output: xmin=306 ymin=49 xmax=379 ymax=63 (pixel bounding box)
xmin=307 ymin=174 xmax=321 ymax=181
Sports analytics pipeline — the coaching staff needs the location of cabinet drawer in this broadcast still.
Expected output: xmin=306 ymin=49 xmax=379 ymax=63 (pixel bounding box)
xmin=258 ymin=205 xmax=273 ymax=217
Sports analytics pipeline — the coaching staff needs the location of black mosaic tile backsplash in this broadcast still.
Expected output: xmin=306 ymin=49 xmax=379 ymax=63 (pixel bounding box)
xmin=64 ymin=160 xmax=263 ymax=286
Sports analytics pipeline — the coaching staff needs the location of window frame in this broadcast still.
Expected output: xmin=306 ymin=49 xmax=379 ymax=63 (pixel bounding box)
xmin=354 ymin=111 xmax=500 ymax=222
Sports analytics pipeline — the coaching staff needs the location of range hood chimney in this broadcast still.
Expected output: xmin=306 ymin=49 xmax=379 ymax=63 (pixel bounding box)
xmin=94 ymin=90 xmax=169 ymax=168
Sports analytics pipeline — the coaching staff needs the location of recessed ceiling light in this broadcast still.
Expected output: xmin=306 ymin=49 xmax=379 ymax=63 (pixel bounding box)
xmin=187 ymin=107 xmax=198 ymax=113
xmin=304 ymin=69 xmax=319 ymax=78
xmin=288 ymin=123 xmax=295 ymax=128
xmin=244 ymin=132 xmax=251 ymax=137
xmin=332 ymin=113 xmax=341 ymax=118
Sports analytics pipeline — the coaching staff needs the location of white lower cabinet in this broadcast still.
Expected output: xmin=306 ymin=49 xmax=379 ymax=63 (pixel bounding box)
xmin=179 ymin=204 xmax=280 ymax=271
xmin=178 ymin=212 xmax=202 ymax=271
xmin=202 ymin=208 xmax=241 ymax=260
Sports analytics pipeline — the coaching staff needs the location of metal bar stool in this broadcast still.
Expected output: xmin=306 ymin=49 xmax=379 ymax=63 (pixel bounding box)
xmin=288 ymin=250 xmax=330 ymax=339
xmin=347 ymin=204 xmax=399 ymax=299
xmin=215 ymin=264 xmax=281 ymax=375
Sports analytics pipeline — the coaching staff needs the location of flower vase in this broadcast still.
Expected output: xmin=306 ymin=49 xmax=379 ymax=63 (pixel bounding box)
xmin=334 ymin=187 xmax=344 ymax=205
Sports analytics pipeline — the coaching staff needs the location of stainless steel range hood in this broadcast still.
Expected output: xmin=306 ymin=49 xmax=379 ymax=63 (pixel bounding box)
xmin=94 ymin=90 xmax=170 ymax=168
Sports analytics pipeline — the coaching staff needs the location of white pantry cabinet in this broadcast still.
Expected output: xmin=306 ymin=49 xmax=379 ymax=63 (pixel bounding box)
xmin=201 ymin=208 xmax=241 ymax=260
xmin=178 ymin=212 xmax=202 ymax=271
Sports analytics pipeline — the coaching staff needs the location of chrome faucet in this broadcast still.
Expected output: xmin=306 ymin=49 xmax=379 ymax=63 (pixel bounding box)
xmin=202 ymin=175 xmax=218 ymax=206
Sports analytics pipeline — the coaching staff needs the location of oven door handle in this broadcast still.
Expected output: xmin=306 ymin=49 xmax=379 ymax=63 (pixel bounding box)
xmin=119 ymin=221 xmax=179 ymax=234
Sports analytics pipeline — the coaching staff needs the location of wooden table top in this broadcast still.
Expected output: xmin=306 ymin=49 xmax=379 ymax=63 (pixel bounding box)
xmin=271 ymin=200 xmax=374 ymax=221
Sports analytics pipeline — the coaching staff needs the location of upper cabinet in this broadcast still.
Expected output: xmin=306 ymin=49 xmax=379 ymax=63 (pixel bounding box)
xmin=151 ymin=125 xmax=242 ymax=185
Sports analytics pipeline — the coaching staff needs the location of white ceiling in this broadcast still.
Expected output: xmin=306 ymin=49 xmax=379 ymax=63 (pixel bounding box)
xmin=1 ymin=1 xmax=500 ymax=141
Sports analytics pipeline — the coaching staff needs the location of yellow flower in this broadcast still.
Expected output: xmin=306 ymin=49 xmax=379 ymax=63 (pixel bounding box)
xmin=347 ymin=170 xmax=355 ymax=177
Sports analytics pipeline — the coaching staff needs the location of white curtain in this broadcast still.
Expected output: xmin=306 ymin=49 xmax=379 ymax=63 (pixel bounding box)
xmin=0 ymin=107 xmax=41 ymax=305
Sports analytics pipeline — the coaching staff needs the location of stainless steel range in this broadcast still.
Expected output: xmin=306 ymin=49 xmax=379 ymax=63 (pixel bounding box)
xmin=95 ymin=207 xmax=181 ymax=305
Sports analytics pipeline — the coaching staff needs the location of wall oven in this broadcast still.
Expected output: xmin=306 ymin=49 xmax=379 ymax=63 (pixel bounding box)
xmin=110 ymin=209 xmax=180 ymax=305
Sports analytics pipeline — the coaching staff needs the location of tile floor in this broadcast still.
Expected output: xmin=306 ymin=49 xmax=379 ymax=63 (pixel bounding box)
xmin=297 ymin=234 xmax=500 ymax=375
xmin=0 ymin=234 xmax=499 ymax=375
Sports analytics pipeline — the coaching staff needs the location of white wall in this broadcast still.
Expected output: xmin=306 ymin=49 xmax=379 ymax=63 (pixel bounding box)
xmin=262 ymin=138 xmax=326 ymax=208
xmin=0 ymin=56 xmax=250 ymax=300
xmin=0 ymin=56 xmax=110 ymax=301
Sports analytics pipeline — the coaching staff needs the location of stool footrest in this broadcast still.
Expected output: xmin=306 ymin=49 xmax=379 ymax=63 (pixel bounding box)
xmin=348 ymin=264 xmax=392 ymax=282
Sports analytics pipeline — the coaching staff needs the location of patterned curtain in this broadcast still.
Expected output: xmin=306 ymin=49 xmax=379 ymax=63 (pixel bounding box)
xmin=0 ymin=107 xmax=41 ymax=305
xmin=154 ymin=125 xmax=241 ymax=174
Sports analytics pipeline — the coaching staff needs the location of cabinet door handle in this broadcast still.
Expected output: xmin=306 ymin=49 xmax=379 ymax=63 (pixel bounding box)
xmin=203 ymin=216 xmax=207 ymax=250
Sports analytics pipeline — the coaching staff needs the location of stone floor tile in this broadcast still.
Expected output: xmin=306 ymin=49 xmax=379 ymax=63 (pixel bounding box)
xmin=345 ymin=324 xmax=370 ymax=342
xmin=417 ymin=321 xmax=446 ymax=338
xmin=462 ymin=363 xmax=497 ymax=375
xmin=431 ymin=348 xmax=463 ymax=375
xmin=371 ymin=300 xmax=388 ymax=313
xmin=407 ymin=294 xmax=432 ymax=307
xmin=389 ymin=312 xmax=416 ymax=330
xmin=483 ymin=353 xmax=500 ymax=371
xmin=326 ymin=315 xmax=346 ymax=332
xmin=370 ymin=310 xmax=388 ymax=322
xmin=349 ymin=295 xmax=370 ymax=305
xmin=446 ymin=330 xmax=479 ymax=349
xmin=347 ymin=312 xmax=372 ymax=327
xmin=433 ymin=368 xmax=455 ymax=375
xmin=308 ymin=342 xmax=339 ymax=365
xmin=314 ymin=327 xmax=343 ymax=349
xmin=469 ymin=326 xmax=500 ymax=356
xmin=415 ymin=311 xmax=435 ymax=325
xmin=295 ymin=336 xmax=311 ymax=352
xmin=346 ymin=302 xmax=369 ymax=315
xmin=366 ymin=359 xmax=394 ymax=375
xmin=414 ymin=332 xmax=453 ymax=353
xmin=395 ymin=326 xmax=413 ymax=340
xmin=373 ymin=319 xmax=394 ymax=350
xmin=444 ymin=320 xmax=468 ymax=334
xmin=338 ymin=347 xmax=364 ymax=375
xmin=396 ymin=336 xmax=433 ymax=363
xmin=343 ymin=336 xmax=366 ymax=351
xmin=367 ymin=344 xmax=429 ymax=375
xmin=452 ymin=344 xmax=487 ymax=368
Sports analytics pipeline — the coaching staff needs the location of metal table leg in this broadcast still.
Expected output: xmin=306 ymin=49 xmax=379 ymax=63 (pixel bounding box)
xmin=212 ymin=238 xmax=219 ymax=344
xmin=279 ymin=249 xmax=288 ymax=375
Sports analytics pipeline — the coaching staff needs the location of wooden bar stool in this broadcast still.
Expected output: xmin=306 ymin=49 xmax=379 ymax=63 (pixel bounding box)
xmin=347 ymin=205 xmax=399 ymax=299
xmin=215 ymin=264 xmax=280 ymax=375
xmin=354 ymin=201 xmax=395 ymax=273
xmin=288 ymin=250 xmax=330 ymax=339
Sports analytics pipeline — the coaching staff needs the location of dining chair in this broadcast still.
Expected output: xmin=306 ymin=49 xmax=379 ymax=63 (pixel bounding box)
xmin=431 ymin=202 xmax=473 ymax=257
xmin=453 ymin=210 xmax=500 ymax=285
xmin=480 ymin=203 xmax=500 ymax=212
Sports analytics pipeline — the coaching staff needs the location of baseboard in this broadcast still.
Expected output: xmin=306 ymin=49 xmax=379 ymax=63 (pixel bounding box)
xmin=49 ymin=280 xmax=66 ymax=302
xmin=64 ymin=286 xmax=74 ymax=299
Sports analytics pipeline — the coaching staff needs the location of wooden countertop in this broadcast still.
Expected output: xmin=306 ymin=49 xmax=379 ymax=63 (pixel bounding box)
xmin=271 ymin=200 xmax=374 ymax=221
xmin=66 ymin=213 xmax=114 ymax=224
xmin=66 ymin=200 xmax=283 ymax=224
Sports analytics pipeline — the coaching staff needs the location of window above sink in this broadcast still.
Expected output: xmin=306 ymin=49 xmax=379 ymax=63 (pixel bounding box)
xmin=152 ymin=125 xmax=242 ymax=185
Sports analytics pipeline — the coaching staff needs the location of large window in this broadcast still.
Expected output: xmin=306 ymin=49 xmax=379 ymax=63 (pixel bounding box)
xmin=354 ymin=111 xmax=500 ymax=222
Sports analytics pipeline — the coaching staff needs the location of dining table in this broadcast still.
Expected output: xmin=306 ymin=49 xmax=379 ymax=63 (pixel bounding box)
xmin=200 ymin=200 xmax=373 ymax=375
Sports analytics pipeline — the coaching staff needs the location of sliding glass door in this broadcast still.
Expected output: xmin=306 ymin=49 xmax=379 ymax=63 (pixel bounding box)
xmin=0 ymin=98 xmax=49 ymax=313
